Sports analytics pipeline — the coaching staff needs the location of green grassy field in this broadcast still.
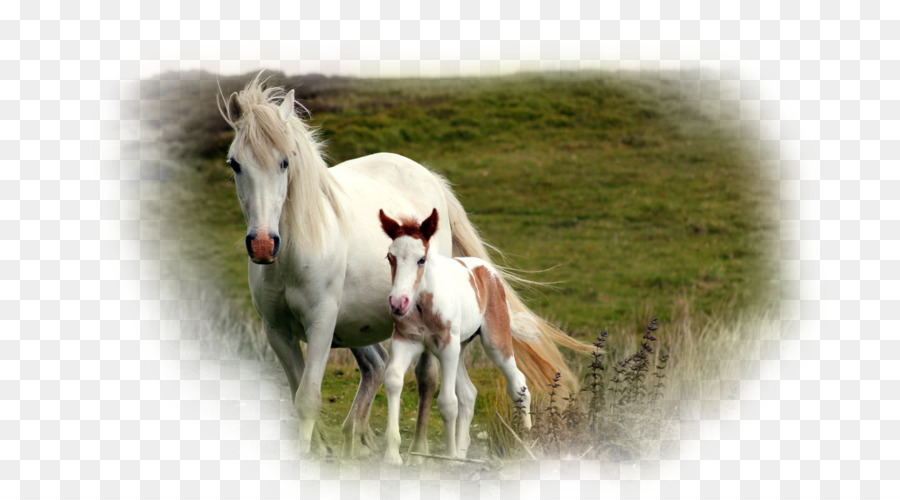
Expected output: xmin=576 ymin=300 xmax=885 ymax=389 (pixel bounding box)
xmin=155 ymin=70 xmax=777 ymax=458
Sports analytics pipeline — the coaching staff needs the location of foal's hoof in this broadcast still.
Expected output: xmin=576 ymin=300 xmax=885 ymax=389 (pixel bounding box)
xmin=384 ymin=452 xmax=403 ymax=466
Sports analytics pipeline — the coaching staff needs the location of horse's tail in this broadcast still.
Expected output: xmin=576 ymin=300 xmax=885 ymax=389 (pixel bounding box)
xmin=437 ymin=174 xmax=595 ymax=394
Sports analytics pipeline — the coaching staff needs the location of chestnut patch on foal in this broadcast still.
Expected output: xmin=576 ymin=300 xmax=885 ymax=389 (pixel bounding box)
xmin=391 ymin=292 xmax=450 ymax=350
xmin=471 ymin=265 xmax=513 ymax=359
xmin=454 ymin=258 xmax=485 ymax=312
xmin=413 ymin=291 xmax=451 ymax=351
xmin=392 ymin=308 xmax=426 ymax=342
xmin=379 ymin=208 xmax=439 ymax=254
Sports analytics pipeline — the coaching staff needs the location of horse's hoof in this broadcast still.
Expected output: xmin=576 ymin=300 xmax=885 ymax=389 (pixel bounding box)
xmin=384 ymin=453 xmax=403 ymax=466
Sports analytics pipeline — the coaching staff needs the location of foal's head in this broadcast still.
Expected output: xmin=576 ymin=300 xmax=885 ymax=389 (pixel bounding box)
xmin=379 ymin=208 xmax=440 ymax=317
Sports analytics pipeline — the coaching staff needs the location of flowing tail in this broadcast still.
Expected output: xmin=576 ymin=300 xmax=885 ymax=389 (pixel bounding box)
xmin=437 ymin=175 xmax=595 ymax=394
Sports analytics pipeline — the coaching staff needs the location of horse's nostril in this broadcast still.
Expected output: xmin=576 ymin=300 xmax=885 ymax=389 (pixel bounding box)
xmin=272 ymin=235 xmax=280 ymax=257
xmin=245 ymin=234 xmax=254 ymax=257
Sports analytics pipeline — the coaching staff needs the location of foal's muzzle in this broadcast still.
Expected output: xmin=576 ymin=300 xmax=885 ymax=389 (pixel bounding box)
xmin=389 ymin=295 xmax=411 ymax=317
xmin=246 ymin=231 xmax=280 ymax=264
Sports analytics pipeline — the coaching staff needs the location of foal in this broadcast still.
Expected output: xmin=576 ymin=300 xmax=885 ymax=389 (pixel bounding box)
xmin=379 ymin=208 xmax=532 ymax=464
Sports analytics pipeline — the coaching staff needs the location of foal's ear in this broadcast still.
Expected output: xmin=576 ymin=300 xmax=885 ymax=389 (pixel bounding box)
xmin=419 ymin=208 xmax=439 ymax=242
xmin=279 ymin=89 xmax=296 ymax=122
xmin=379 ymin=209 xmax=401 ymax=240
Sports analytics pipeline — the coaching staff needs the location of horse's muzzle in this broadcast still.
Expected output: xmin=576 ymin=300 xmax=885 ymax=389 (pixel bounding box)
xmin=246 ymin=231 xmax=280 ymax=264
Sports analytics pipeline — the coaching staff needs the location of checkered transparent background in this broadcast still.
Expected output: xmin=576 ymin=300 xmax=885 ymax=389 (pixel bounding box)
xmin=0 ymin=1 xmax=896 ymax=498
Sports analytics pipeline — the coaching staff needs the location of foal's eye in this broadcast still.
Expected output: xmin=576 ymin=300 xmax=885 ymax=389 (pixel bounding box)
xmin=228 ymin=158 xmax=241 ymax=174
xmin=417 ymin=257 xmax=426 ymax=266
xmin=280 ymin=159 xmax=289 ymax=171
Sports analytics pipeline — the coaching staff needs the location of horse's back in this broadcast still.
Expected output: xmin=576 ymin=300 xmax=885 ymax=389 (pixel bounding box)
xmin=330 ymin=152 xmax=452 ymax=250
xmin=331 ymin=152 xmax=447 ymax=200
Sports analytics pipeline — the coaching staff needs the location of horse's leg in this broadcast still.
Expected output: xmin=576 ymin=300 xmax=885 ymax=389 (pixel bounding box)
xmin=406 ymin=350 xmax=438 ymax=464
xmin=454 ymin=343 xmax=477 ymax=458
xmin=294 ymin=305 xmax=339 ymax=456
xmin=264 ymin=322 xmax=305 ymax=399
xmin=384 ymin=336 xmax=423 ymax=465
xmin=264 ymin=323 xmax=329 ymax=455
xmin=341 ymin=344 xmax=387 ymax=459
xmin=435 ymin=338 xmax=461 ymax=458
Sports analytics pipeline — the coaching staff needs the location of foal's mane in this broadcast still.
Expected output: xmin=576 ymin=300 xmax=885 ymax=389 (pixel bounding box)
xmin=217 ymin=73 xmax=347 ymax=251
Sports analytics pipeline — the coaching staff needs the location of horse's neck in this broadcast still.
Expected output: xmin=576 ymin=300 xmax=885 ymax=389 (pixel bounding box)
xmin=281 ymin=128 xmax=345 ymax=252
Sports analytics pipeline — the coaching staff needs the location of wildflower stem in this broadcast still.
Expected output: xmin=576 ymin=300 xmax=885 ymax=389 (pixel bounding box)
xmin=495 ymin=411 xmax=537 ymax=460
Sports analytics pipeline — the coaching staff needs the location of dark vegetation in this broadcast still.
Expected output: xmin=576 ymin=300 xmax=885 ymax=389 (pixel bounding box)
xmin=488 ymin=319 xmax=672 ymax=460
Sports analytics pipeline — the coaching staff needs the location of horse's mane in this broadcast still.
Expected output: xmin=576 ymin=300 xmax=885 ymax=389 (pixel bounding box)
xmin=218 ymin=73 xmax=346 ymax=251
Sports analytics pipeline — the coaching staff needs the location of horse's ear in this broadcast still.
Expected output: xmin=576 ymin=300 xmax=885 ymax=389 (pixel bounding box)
xmin=226 ymin=92 xmax=242 ymax=122
xmin=379 ymin=209 xmax=401 ymax=240
xmin=279 ymin=90 xmax=295 ymax=122
xmin=419 ymin=208 xmax=439 ymax=242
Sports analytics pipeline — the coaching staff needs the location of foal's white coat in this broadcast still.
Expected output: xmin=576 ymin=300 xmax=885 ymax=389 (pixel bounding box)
xmin=380 ymin=210 xmax=532 ymax=463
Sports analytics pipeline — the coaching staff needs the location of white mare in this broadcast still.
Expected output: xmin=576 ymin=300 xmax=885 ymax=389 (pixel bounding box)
xmin=217 ymin=74 xmax=589 ymax=458
xmin=379 ymin=209 xmax=533 ymax=464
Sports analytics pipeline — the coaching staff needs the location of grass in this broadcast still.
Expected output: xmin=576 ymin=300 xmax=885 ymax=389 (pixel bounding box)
xmin=151 ymin=69 xmax=778 ymax=461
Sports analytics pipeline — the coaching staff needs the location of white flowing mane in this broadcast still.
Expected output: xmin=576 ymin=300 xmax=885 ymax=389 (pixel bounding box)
xmin=218 ymin=74 xmax=346 ymax=251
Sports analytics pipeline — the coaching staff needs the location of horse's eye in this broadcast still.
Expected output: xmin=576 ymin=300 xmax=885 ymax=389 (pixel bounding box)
xmin=228 ymin=158 xmax=241 ymax=174
xmin=418 ymin=257 xmax=426 ymax=266
xmin=280 ymin=159 xmax=288 ymax=171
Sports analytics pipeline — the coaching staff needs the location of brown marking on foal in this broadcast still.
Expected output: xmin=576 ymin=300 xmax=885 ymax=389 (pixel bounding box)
xmin=471 ymin=265 xmax=513 ymax=359
xmin=391 ymin=309 xmax=425 ymax=343
xmin=389 ymin=291 xmax=450 ymax=351
xmin=386 ymin=254 xmax=397 ymax=282
xmin=412 ymin=264 xmax=425 ymax=296
xmin=379 ymin=209 xmax=439 ymax=254
xmin=417 ymin=291 xmax=451 ymax=351
xmin=454 ymin=258 xmax=486 ymax=314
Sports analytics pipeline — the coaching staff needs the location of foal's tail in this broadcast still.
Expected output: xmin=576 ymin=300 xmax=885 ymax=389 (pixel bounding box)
xmin=437 ymin=175 xmax=595 ymax=394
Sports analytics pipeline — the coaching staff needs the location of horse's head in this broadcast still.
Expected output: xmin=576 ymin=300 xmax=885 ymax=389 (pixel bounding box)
xmin=379 ymin=208 xmax=439 ymax=317
xmin=220 ymin=83 xmax=299 ymax=265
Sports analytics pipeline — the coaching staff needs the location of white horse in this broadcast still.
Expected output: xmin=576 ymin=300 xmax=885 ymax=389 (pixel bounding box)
xmin=379 ymin=208 xmax=532 ymax=463
xmin=217 ymin=74 xmax=588 ymax=458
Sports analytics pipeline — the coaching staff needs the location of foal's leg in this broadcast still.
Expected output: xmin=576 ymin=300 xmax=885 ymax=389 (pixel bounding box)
xmin=383 ymin=336 xmax=424 ymax=465
xmin=480 ymin=323 xmax=532 ymax=430
xmin=407 ymin=351 xmax=438 ymax=464
xmin=342 ymin=344 xmax=388 ymax=459
xmin=454 ymin=343 xmax=477 ymax=458
xmin=435 ymin=339 xmax=461 ymax=458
